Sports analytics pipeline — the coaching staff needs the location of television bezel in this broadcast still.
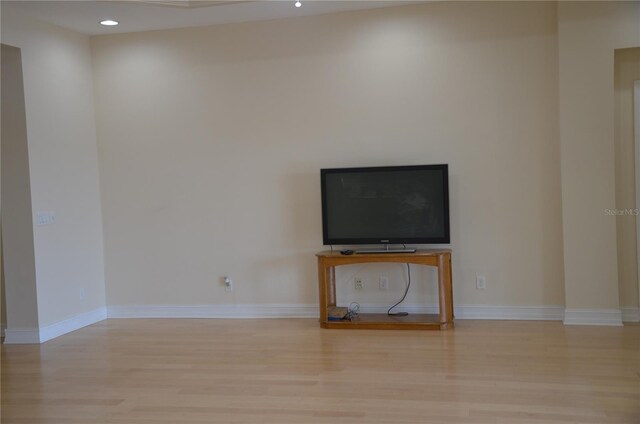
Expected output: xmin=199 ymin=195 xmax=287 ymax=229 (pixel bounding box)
xmin=320 ymin=164 xmax=450 ymax=246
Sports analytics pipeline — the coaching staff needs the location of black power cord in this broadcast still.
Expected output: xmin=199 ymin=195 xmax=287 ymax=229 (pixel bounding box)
xmin=387 ymin=263 xmax=411 ymax=317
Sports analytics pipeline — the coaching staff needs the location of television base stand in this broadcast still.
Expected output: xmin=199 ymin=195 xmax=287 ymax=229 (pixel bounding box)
xmin=355 ymin=244 xmax=416 ymax=253
xmin=355 ymin=246 xmax=416 ymax=254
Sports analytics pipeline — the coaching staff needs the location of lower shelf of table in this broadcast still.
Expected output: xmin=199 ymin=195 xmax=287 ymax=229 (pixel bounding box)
xmin=320 ymin=313 xmax=453 ymax=330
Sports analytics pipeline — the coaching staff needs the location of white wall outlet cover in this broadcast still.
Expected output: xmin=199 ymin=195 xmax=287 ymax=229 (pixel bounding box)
xmin=379 ymin=276 xmax=389 ymax=289
xmin=224 ymin=276 xmax=233 ymax=292
xmin=476 ymin=275 xmax=487 ymax=290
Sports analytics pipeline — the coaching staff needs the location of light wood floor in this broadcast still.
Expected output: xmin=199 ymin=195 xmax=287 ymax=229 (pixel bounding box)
xmin=1 ymin=319 xmax=639 ymax=424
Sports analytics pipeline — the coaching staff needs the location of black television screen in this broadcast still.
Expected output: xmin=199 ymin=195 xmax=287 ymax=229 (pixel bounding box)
xmin=321 ymin=164 xmax=450 ymax=245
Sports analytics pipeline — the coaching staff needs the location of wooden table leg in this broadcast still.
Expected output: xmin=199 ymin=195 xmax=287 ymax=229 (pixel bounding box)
xmin=328 ymin=266 xmax=336 ymax=307
xmin=446 ymin=253 xmax=454 ymax=320
xmin=438 ymin=253 xmax=454 ymax=329
xmin=318 ymin=257 xmax=328 ymax=325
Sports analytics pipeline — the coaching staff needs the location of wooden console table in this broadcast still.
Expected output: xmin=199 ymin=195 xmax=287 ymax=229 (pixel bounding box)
xmin=316 ymin=249 xmax=454 ymax=330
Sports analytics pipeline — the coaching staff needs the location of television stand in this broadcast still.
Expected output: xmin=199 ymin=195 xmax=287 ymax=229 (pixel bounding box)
xmin=316 ymin=249 xmax=454 ymax=330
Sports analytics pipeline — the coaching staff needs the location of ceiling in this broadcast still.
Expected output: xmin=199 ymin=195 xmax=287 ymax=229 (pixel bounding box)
xmin=2 ymin=0 xmax=423 ymax=36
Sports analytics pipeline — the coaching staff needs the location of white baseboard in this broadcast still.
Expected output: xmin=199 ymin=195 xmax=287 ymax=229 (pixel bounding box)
xmin=4 ymin=328 xmax=41 ymax=344
xmin=621 ymin=307 xmax=640 ymax=323
xmin=39 ymin=307 xmax=108 ymax=343
xmin=455 ymin=304 xmax=565 ymax=321
xmin=563 ymin=309 xmax=623 ymax=326
xmin=108 ymin=303 xmax=565 ymax=321
xmin=107 ymin=304 xmax=318 ymax=319
xmin=3 ymin=307 xmax=107 ymax=344
xmin=3 ymin=305 xmax=632 ymax=343
xmin=360 ymin=304 xmax=564 ymax=320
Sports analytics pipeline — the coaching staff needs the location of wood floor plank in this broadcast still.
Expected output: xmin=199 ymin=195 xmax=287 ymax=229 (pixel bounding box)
xmin=1 ymin=319 xmax=639 ymax=423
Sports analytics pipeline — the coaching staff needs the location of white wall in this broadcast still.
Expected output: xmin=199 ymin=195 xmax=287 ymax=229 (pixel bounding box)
xmin=92 ymin=2 xmax=564 ymax=310
xmin=1 ymin=229 xmax=5 ymax=333
xmin=1 ymin=11 xmax=106 ymax=328
xmin=1 ymin=234 xmax=6 ymax=333
xmin=614 ymin=47 xmax=640 ymax=311
xmin=1 ymin=44 xmax=40 ymax=332
xmin=557 ymin=2 xmax=640 ymax=321
xmin=1 ymin=235 xmax=6 ymax=333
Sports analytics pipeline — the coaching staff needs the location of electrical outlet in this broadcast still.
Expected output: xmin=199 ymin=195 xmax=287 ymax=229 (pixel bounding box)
xmin=224 ymin=276 xmax=233 ymax=292
xmin=476 ymin=275 xmax=486 ymax=290
xmin=379 ymin=276 xmax=389 ymax=290
xmin=354 ymin=276 xmax=363 ymax=290
xmin=79 ymin=288 xmax=86 ymax=300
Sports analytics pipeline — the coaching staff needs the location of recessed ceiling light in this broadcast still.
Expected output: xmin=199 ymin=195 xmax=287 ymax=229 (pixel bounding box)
xmin=100 ymin=19 xmax=119 ymax=26
xmin=294 ymin=1 xmax=302 ymax=8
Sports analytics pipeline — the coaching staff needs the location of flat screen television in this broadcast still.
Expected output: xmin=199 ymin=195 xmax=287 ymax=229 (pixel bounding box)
xmin=321 ymin=164 xmax=450 ymax=250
